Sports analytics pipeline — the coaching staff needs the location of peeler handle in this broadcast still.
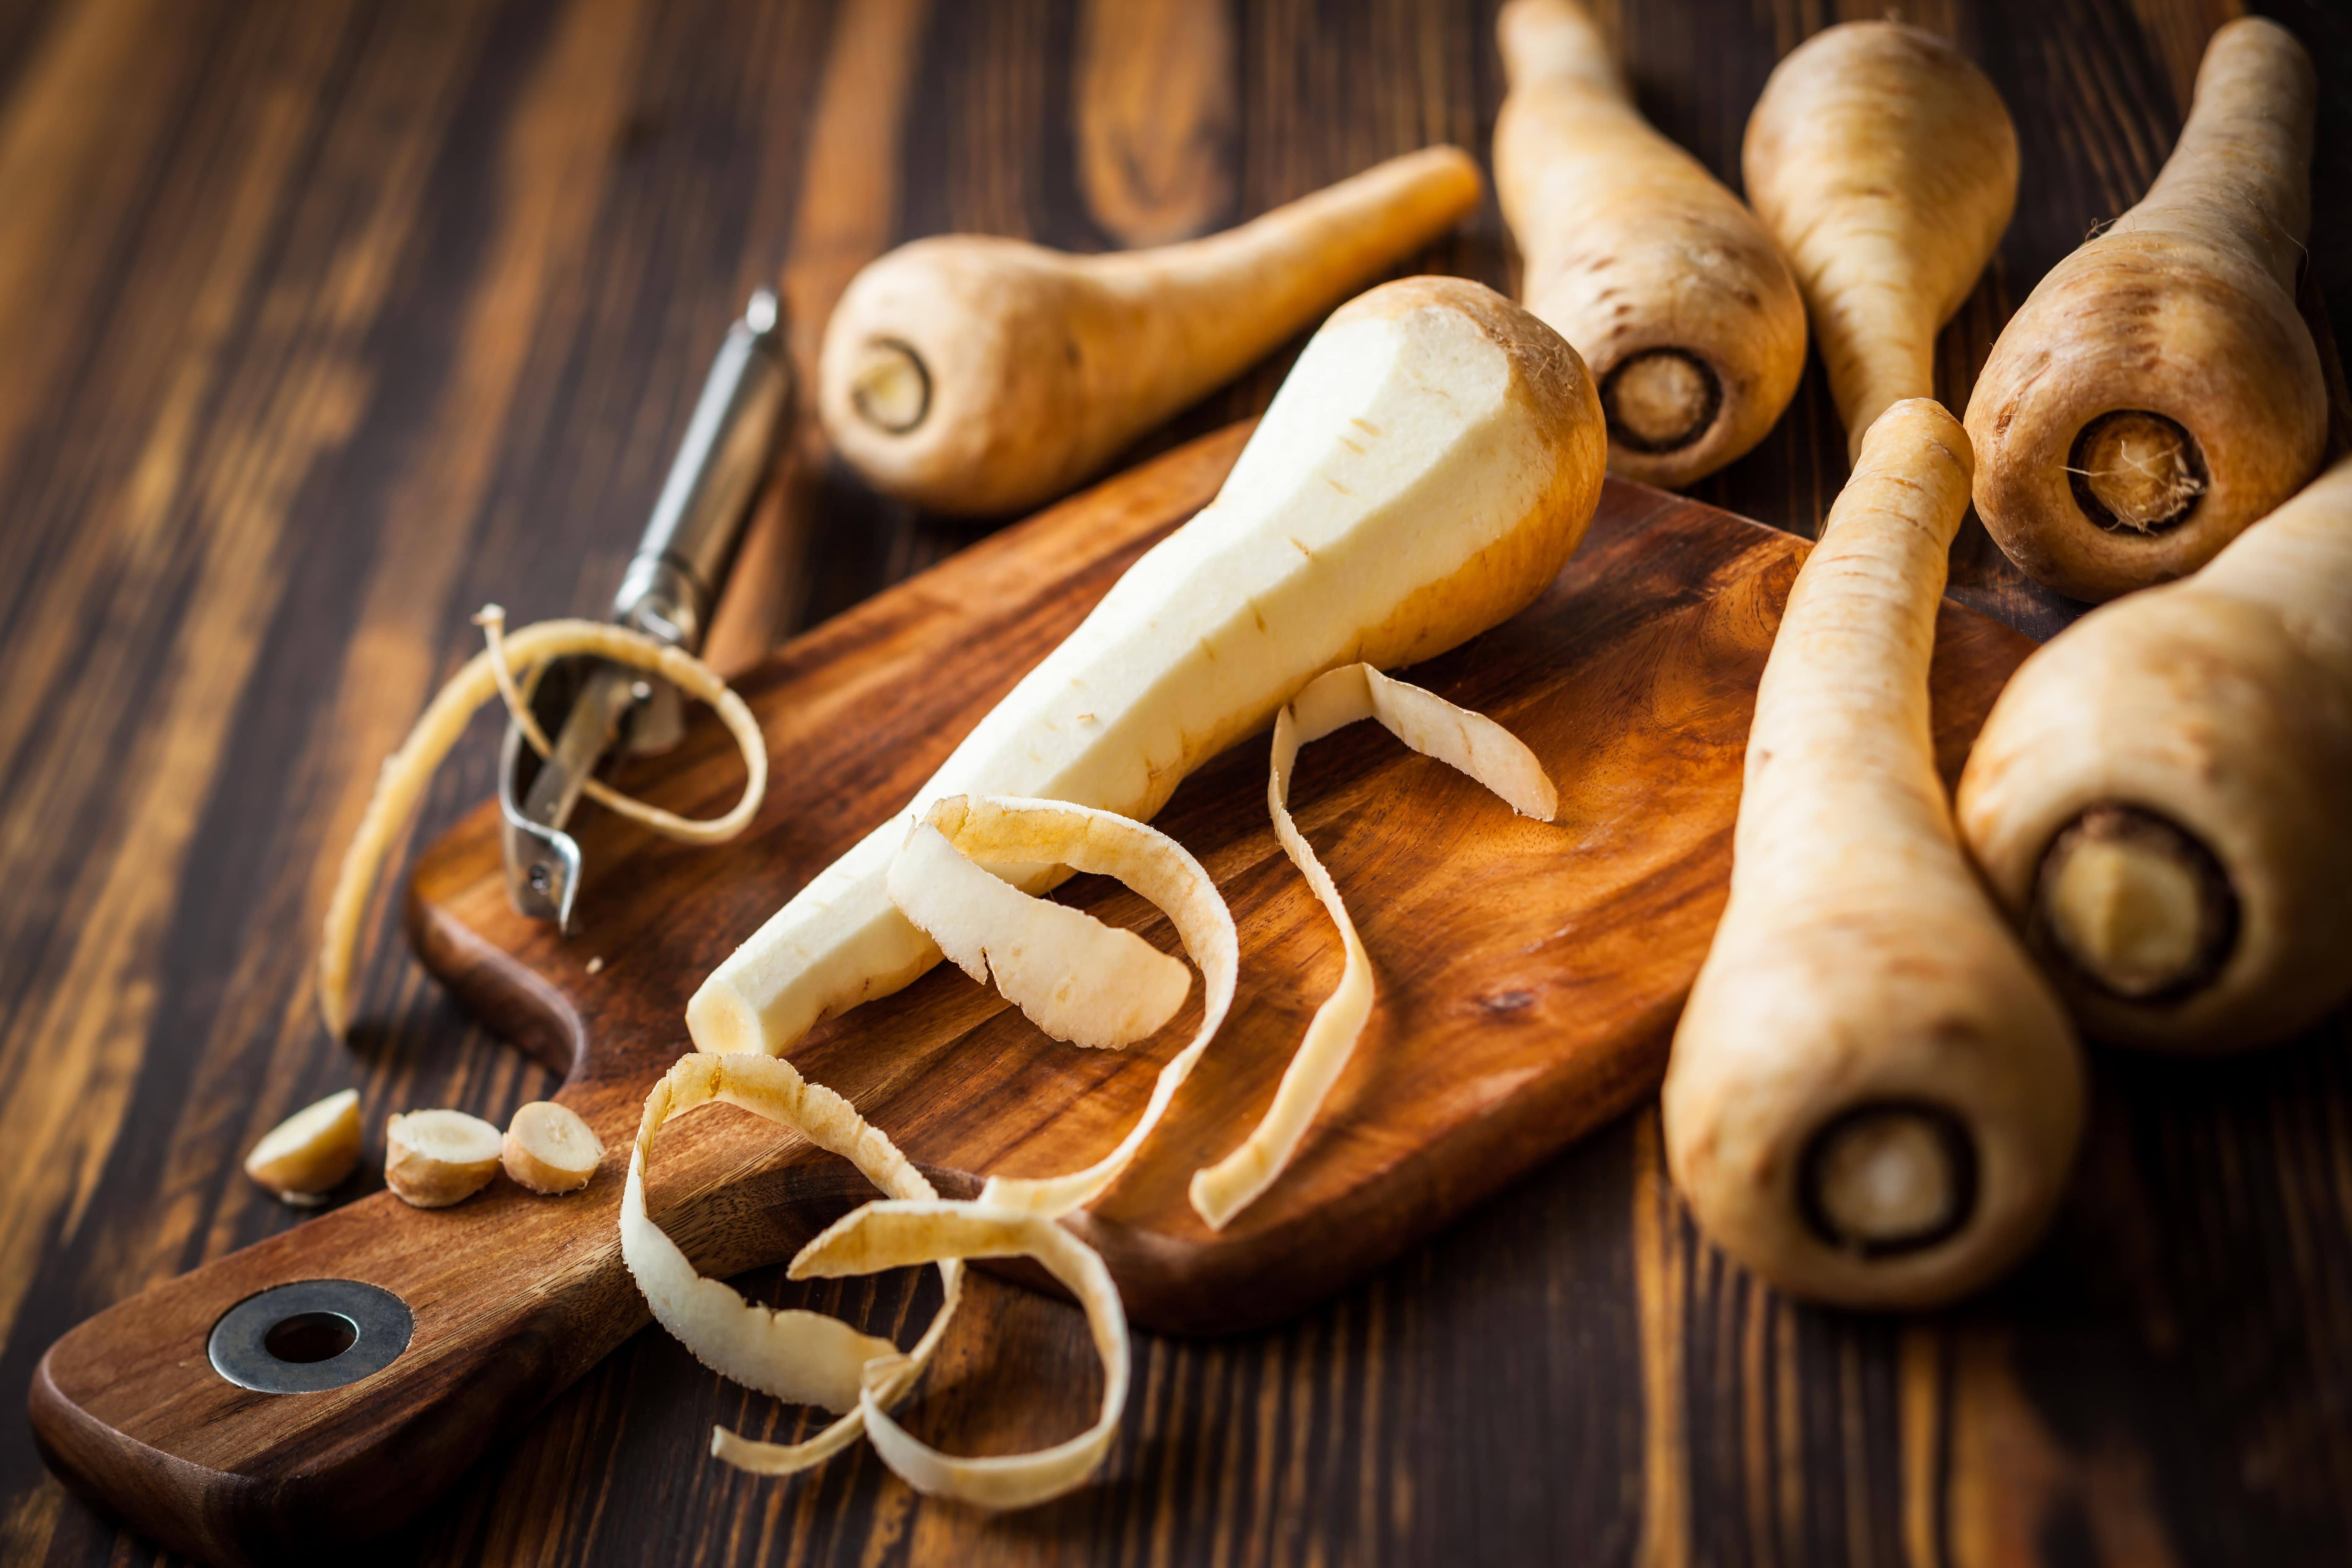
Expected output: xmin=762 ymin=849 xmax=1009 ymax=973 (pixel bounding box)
xmin=612 ymin=289 xmax=792 ymax=654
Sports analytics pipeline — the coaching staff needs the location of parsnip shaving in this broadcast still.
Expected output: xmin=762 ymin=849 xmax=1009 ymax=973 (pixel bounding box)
xmin=886 ymin=822 xmax=1189 ymax=1049
xmin=889 ymin=796 xmax=1238 ymax=1220
xmin=622 ymin=1051 xmax=1129 ymax=1506
xmin=317 ymin=606 xmax=767 ymax=1036
xmin=794 ymin=1199 xmax=1129 ymax=1509
xmin=1190 ymin=663 xmax=1555 ymax=1228
xmin=621 ymin=1051 xmax=952 ymax=1452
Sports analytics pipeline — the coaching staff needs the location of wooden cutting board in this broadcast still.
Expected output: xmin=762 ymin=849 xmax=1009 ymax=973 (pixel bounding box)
xmin=31 ymin=421 xmax=2035 ymax=1565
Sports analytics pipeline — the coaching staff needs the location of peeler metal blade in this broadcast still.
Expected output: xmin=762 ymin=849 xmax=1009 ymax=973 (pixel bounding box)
xmin=500 ymin=287 xmax=790 ymax=926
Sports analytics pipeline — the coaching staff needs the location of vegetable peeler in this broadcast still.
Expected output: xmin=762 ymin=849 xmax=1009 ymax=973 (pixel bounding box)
xmin=499 ymin=288 xmax=790 ymax=928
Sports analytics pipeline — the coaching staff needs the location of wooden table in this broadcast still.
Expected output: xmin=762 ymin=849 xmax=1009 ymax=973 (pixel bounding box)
xmin=3 ymin=1 xmax=2347 ymax=1563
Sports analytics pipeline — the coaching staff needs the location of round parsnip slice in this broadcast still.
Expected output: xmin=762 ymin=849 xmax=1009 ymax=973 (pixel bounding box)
xmin=622 ymin=1051 xmax=958 ymax=1477
xmin=502 ymin=1101 xmax=605 ymax=1194
xmin=1191 ymin=664 xmax=1556 ymax=1228
xmin=792 ymin=1199 xmax=1129 ymax=1509
xmin=317 ymin=607 xmax=767 ymax=1037
xmin=384 ymin=1109 xmax=503 ymax=1208
xmin=890 ymin=796 xmax=1239 ymax=1221
xmin=244 ymin=1088 xmax=363 ymax=1205
xmin=690 ymin=277 xmax=1605 ymax=1063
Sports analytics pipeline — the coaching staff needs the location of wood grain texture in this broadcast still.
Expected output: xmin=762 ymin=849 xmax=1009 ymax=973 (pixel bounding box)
xmin=3 ymin=0 xmax=2349 ymax=1564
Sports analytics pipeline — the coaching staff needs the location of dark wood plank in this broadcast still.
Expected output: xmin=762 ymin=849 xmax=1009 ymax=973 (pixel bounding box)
xmin=4 ymin=0 xmax=2351 ymax=1565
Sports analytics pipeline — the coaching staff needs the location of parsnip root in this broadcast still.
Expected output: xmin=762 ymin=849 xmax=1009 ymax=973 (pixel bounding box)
xmin=1742 ymin=22 xmax=2017 ymax=457
xmin=1966 ymin=18 xmax=2324 ymax=600
xmin=385 ymin=1109 xmax=504 ymax=1209
xmin=693 ymin=277 xmax=1604 ymax=1064
xmin=1494 ymin=0 xmax=1806 ymax=485
xmin=1662 ymin=401 xmax=2084 ymax=1308
xmin=243 ymin=1088 xmax=362 ymax=1205
xmin=1958 ymin=455 xmax=2352 ymax=1051
xmin=820 ymin=147 xmax=1487 ymax=516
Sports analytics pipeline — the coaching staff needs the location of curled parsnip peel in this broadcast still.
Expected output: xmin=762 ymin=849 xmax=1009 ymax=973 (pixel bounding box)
xmin=793 ymin=1199 xmax=1130 ymax=1509
xmin=620 ymin=1051 xmax=960 ymax=1474
xmin=1191 ymin=664 xmax=1557 ymax=1229
xmin=317 ymin=607 xmax=766 ymax=1036
xmin=890 ymin=796 xmax=1238 ymax=1221
xmin=887 ymin=820 xmax=1190 ymax=1050
xmin=692 ymin=276 xmax=1605 ymax=1063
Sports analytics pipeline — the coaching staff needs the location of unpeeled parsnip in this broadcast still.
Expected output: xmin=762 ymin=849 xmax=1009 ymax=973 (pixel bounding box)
xmin=1494 ymin=0 xmax=1805 ymax=485
xmin=819 ymin=147 xmax=1484 ymax=516
xmin=1663 ymin=401 xmax=2084 ymax=1308
xmin=694 ymin=277 xmax=1604 ymax=1059
xmin=1966 ymin=19 xmax=2323 ymax=601
xmin=1957 ymin=457 xmax=2352 ymax=1051
xmin=1743 ymin=23 xmax=2017 ymax=459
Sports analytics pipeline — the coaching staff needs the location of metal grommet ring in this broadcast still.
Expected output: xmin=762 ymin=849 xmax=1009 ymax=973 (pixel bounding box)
xmin=207 ymin=1279 xmax=413 ymax=1394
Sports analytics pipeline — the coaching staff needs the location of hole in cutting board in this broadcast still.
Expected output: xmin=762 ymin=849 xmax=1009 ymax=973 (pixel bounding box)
xmin=264 ymin=1310 xmax=359 ymax=1364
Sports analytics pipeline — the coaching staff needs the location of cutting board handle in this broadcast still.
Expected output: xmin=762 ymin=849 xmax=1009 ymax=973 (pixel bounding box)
xmin=28 ymin=1174 xmax=645 ymax=1567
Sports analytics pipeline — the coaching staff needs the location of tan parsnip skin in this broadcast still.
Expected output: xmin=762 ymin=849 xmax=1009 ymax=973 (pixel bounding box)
xmin=1663 ymin=401 xmax=2084 ymax=1310
xmin=1493 ymin=0 xmax=1806 ymax=486
xmin=1958 ymin=456 xmax=2352 ymax=1052
xmin=1743 ymin=23 xmax=2018 ymax=459
xmin=818 ymin=147 xmax=1485 ymax=517
xmin=1965 ymin=19 xmax=2323 ymax=601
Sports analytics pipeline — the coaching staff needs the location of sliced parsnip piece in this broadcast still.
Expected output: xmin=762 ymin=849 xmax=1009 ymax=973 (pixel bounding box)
xmin=885 ymin=823 xmax=1189 ymax=1049
xmin=1190 ymin=664 xmax=1557 ymax=1228
xmin=892 ymin=796 xmax=1238 ymax=1221
xmin=384 ymin=1109 xmax=503 ymax=1209
xmin=502 ymin=1100 xmax=606 ymax=1194
xmin=244 ymin=1088 xmax=363 ymax=1205
xmin=317 ymin=607 xmax=767 ymax=1037
xmin=792 ymin=1199 xmax=1128 ymax=1509
xmin=690 ymin=277 xmax=1605 ymax=1063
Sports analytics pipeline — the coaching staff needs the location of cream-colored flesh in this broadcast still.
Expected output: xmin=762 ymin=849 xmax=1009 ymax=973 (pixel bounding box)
xmin=690 ymin=278 xmax=1604 ymax=1060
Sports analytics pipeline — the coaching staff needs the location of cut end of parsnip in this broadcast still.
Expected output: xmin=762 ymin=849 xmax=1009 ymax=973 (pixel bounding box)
xmin=385 ymin=1109 xmax=503 ymax=1208
xmin=848 ymin=339 xmax=931 ymax=433
xmin=1801 ymin=1103 xmax=1975 ymax=1255
xmin=2069 ymin=410 xmax=2207 ymax=534
xmin=2036 ymin=803 xmax=2237 ymax=1000
xmin=244 ymin=1088 xmax=363 ymax=1204
xmin=503 ymin=1101 xmax=606 ymax=1194
xmin=1601 ymin=348 xmax=1722 ymax=454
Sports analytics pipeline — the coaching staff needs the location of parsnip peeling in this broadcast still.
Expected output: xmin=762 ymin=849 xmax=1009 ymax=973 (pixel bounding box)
xmin=891 ymin=796 xmax=1238 ymax=1221
xmin=1191 ymin=664 xmax=1557 ymax=1228
xmin=794 ymin=1199 xmax=1129 ymax=1509
xmin=317 ymin=606 xmax=766 ymax=1037
xmin=622 ymin=1050 xmax=1127 ymax=1506
xmin=886 ymin=823 xmax=1190 ymax=1050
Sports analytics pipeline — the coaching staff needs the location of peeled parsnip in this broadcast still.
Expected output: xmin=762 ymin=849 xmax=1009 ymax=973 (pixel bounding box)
xmin=1743 ymin=23 xmax=2017 ymax=459
xmin=693 ymin=277 xmax=1605 ymax=1059
xmin=1957 ymin=457 xmax=2352 ymax=1052
xmin=1965 ymin=19 xmax=2323 ymax=601
xmin=1494 ymin=0 xmax=1805 ymax=485
xmin=1663 ymin=401 xmax=2084 ymax=1309
xmin=819 ymin=147 xmax=1485 ymax=517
